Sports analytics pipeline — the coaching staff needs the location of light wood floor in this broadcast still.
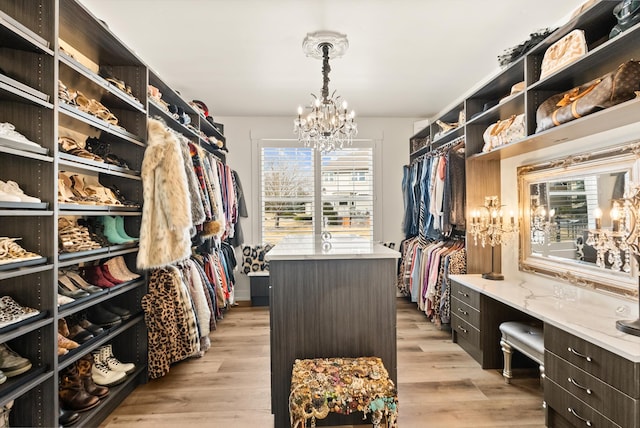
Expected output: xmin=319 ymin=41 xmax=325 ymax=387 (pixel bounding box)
xmin=100 ymin=298 xmax=545 ymax=427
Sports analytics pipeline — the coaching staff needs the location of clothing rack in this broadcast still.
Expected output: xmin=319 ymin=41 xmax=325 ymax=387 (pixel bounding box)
xmin=411 ymin=135 xmax=465 ymax=164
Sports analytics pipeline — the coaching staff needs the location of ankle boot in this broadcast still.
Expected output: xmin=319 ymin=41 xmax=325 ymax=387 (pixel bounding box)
xmin=115 ymin=216 xmax=138 ymax=241
xmin=91 ymin=350 xmax=126 ymax=386
xmin=100 ymin=344 xmax=135 ymax=375
xmin=100 ymin=216 xmax=134 ymax=244
xmin=59 ymin=363 xmax=100 ymax=412
xmin=77 ymin=354 xmax=109 ymax=398
xmin=80 ymin=265 xmax=116 ymax=288
xmin=99 ymin=264 xmax=124 ymax=285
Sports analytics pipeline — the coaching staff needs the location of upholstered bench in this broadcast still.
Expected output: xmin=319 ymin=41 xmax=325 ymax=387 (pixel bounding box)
xmin=289 ymin=357 xmax=398 ymax=428
xmin=499 ymin=321 xmax=544 ymax=384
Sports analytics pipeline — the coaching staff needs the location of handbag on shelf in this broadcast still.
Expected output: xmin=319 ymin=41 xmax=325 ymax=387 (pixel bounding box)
xmin=482 ymin=114 xmax=526 ymax=153
xmin=610 ymin=0 xmax=640 ymax=39
xmin=539 ymin=29 xmax=588 ymax=80
xmin=535 ymin=60 xmax=640 ymax=133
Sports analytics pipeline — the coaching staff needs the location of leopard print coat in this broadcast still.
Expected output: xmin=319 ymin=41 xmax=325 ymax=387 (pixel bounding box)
xmin=142 ymin=266 xmax=200 ymax=379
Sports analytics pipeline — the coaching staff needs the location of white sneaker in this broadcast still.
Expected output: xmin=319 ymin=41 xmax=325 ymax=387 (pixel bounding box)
xmin=0 ymin=181 xmax=40 ymax=203
xmin=0 ymin=190 xmax=20 ymax=203
xmin=0 ymin=123 xmax=42 ymax=148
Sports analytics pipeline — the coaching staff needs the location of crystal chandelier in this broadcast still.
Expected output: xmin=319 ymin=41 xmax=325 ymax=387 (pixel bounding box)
xmin=294 ymin=31 xmax=357 ymax=153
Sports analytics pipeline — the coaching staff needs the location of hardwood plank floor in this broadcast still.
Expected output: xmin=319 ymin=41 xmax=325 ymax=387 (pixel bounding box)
xmin=100 ymin=298 xmax=545 ymax=427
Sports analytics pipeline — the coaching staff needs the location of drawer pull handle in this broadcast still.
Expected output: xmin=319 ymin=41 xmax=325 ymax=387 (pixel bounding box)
xmin=457 ymin=325 xmax=468 ymax=334
xmin=568 ymin=377 xmax=592 ymax=395
xmin=457 ymin=308 xmax=469 ymax=315
xmin=567 ymin=347 xmax=592 ymax=362
xmin=567 ymin=407 xmax=592 ymax=427
xmin=457 ymin=291 xmax=469 ymax=298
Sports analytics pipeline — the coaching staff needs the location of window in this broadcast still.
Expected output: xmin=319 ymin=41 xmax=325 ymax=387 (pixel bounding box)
xmin=260 ymin=141 xmax=374 ymax=244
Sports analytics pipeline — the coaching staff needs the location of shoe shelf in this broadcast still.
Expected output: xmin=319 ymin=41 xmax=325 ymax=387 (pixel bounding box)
xmin=58 ymin=205 xmax=142 ymax=214
xmin=70 ymin=365 xmax=146 ymax=428
xmin=57 ymin=314 xmax=144 ymax=372
xmin=0 ymin=208 xmax=52 ymax=217
xmin=58 ymin=245 xmax=138 ymax=267
xmin=0 ymin=81 xmax=53 ymax=110
xmin=58 ymin=156 xmax=141 ymax=179
xmin=0 ymin=366 xmax=50 ymax=408
xmin=0 ymin=263 xmax=52 ymax=282
xmin=0 ymin=10 xmax=52 ymax=55
xmin=0 ymin=257 xmax=49 ymax=273
xmin=0 ymin=140 xmax=51 ymax=160
xmin=58 ymin=54 xmax=146 ymax=114
xmin=148 ymin=100 xmax=201 ymax=140
xmin=58 ymin=103 xmax=143 ymax=144
xmin=0 ymin=314 xmax=49 ymax=347
xmin=58 ymin=279 xmax=145 ymax=319
xmin=465 ymin=92 xmax=524 ymax=128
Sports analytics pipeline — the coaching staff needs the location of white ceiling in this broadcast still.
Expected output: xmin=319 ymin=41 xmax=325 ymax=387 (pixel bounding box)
xmin=79 ymin=0 xmax=585 ymax=119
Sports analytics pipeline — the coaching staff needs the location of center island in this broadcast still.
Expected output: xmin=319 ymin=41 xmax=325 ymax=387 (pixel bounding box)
xmin=266 ymin=235 xmax=400 ymax=427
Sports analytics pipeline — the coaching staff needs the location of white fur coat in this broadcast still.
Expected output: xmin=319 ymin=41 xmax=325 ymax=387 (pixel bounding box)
xmin=137 ymin=119 xmax=193 ymax=269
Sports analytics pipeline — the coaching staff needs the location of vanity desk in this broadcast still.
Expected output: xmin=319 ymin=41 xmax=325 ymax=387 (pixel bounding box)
xmin=266 ymin=236 xmax=400 ymax=427
xmin=450 ymin=274 xmax=640 ymax=428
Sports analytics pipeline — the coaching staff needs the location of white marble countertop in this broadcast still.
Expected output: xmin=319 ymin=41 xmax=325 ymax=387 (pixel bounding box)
xmin=450 ymin=274 xmax=640 ymax=362
xmin=265 ymin=235 xmax=400 ymax=261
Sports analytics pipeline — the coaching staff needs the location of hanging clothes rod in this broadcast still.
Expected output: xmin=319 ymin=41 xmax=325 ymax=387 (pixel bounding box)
xmin=411 ymin=135 xmax=465 ymax=164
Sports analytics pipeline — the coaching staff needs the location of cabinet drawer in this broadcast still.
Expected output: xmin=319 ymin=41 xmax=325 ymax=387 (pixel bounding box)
xmin=545 ymin=377 xmax=621 ymax=428
xmin=545 ymin=324 xmax=640 ymax=397
xmin=452 ymin=315 xmax=480 ymax=348
xmin=546 ymin=351 xmax=637 ymax=428
xmin=451 ymin=297 xmax=480 ymax=328
xmin=451 ymin=280 xmax=480 ymax=309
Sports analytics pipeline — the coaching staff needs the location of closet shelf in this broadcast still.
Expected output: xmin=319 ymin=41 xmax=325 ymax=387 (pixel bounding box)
xmin=58 ymin=280 xmax=145 ymax=319
xmin=0 ymin=257 xmax=48 ymax=273
xmin=58 ymin=55 xmax=146 ymax=114
xmin=57 ymin=314 xmax=144 ymax=371
xmin=149 ymin=101 xmax=200 ymax=140
xmin=57 ymin=246 xmax=138 ymax=268
xmin=198 ymin=116 xmax=225 ymax=143
xmin=0 ymin=10 xmax=52 ymax=54
xmin=0 ymin=315 xmax=50 ymax=345
xmin=0 ymin=263 xmax=53 ymax=281
xmin=73 ymin=365 xmax=146 ymax=428
xmin=58 ymin=104 xmax=143 ymax=145
xmin=0 ymin=367 xmax=50 ymax=408
xmin=432 ymin=126 xmax=465 ymax=147
xmin=58 ymin=156 xmax=141 ymax=180
xmin=0 ymin=140 xmax=51 ymax=160
xmin=0 ymin=207 xmax=51 ymax=215
xmin=148 ymin=70 xmax=199 ymax=116
xmin=465 ymin=93 xmax=524 ymax=127
xmin=58 ymin=205 xmax=142 ymax=214
xmin=470 ymin=97 xmax=640 ymax=161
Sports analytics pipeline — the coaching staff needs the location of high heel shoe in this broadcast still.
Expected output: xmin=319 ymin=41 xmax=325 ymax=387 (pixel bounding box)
xmin=61 ymin=270 xmax=103 ymax=294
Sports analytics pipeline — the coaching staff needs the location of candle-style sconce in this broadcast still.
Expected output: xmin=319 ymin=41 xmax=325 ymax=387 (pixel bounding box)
xmin=531 ymin=205 xmax=557 ymax=245
xmin=469 ymin=196 xmax=518 ymax=280
xmin=587 ymin=185 xmax=640 ymax=336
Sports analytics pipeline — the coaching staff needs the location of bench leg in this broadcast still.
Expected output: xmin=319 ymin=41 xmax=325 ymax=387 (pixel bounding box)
xmin=500 ymin=338 xmax=513 ymax=384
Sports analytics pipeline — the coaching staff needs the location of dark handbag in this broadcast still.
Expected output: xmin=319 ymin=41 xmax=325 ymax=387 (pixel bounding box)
xmin=535 ymin=60 xmax=640 ymax=133
xmin=610 ymin=0 xmax=640 ymax=39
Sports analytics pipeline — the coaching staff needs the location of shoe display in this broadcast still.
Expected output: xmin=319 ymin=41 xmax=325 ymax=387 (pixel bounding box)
xmin=77 ymin=353 xmax=109 ymax=399
xmin=80 ymin=265 xmax=116 ymax=288
xmin=0 ymin=237 xmax=42 ymax=265
xmin=0 ymin=189 xmax=20 ymax=203
xmin=86 ymin=305 xmax=121 ymax=328
xmin=99 ymin=344 xmax=135 ymax=375
xmin=58 ymin=218 xmax=103 ymax=253
xmin=60 ymin=270 xmax=103 ymax=294
xmin=0 ymin=180 xmax=41 ymax=203
xmin=58 ymin=275 xmax=91 ymax=298
xmin=91 ymin=349 xmax=126 ymax=387
xmin=66 ymin=321 xmax=94 ymax=344
xmin=99 ymin=303 xmax=131 ymax=321
xmin=0 ymin=400 xmax=13 ymax=427
xmin=104 ymin=256 xmax=140 ymax=282
xmin=0 ymin=296 xmax=39 ymax=328
xmin=0 ymin=343 xmax=32 ymax=377
xmin=72 ymin=313 xmax=104 ymax=336
xmin=0 ymin=122 xmax=43 ymax=149
xmin=59 ymin=408 xmax=80 ymax=427
xmin=59 ymin=363 xmax=100 ymax=412
xmin=99 ymin=264 xmax=125 ymax=286
xmin=99 ymin=216 xmax=134 ymax=244
xmin=57 ymin=294 xmax=76 ymax=307
xmin=57 ymin=333 xmax=79 ymax=353
xmin=0 ymin=369 xmax=6 ymax=385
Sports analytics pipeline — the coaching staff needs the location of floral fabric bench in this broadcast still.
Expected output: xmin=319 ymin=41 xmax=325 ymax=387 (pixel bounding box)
xmin=289 ymin=357 xmax=398 ymax=428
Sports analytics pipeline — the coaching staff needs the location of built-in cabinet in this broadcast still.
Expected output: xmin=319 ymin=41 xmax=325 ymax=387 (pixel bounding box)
xmin=0 ymin=1 xmax=227 ymax=426
xmin=411 ymin=2 xmax=640 ymax=426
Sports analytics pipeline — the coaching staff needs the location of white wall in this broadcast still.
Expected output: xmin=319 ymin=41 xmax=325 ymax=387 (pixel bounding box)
xmin=220 ymin=115 xmax=418 ymax=301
